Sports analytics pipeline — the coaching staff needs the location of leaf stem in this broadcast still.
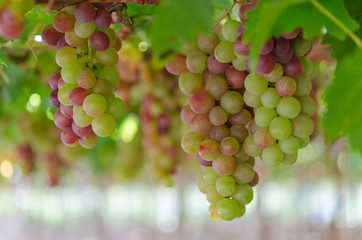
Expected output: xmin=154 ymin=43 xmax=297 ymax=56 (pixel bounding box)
xmin=309 ymin=0 xmax=362 ymax=48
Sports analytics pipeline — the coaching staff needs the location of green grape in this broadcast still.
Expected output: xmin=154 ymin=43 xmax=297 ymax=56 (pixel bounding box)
xmin=220 ymin=91 xmax=244 ymax=114
xmin=269 ymin=117 xmax=292 ymax=140
xmin=206 ymin=185 xmax=224 ymax=205
xmin=91 ymin=113 xmax=116 ymax=137
xmin=198 ymin=176 xmax=210 ymax=194
xmin=79 ymin=132 xmax=97 ymax=149
xmin=216 ymin=176 xmax=236 ymax=197
xmin=232 ymin=163 xmax=255 ymax=184
xmin=232 ymin=57 xmax=247 ymax=71
xmin=186 ymin=50 xmax=207 ymax=74
xmin=222 ymin=20 xmax=239 ymax=42
xmin=74 ymin=21 xmax=96 ymax=38
xmin=76 ymin=55 xmax=89 ymax=68
xmin=178 ymin=72 xmax=203 ymax=96
xmin=217 ymin=198 xmax=239 ymax=221
xmin=205 ymin=76 xmax=229 ymax=100
xmin=276 ymin=97 xmax=301 ymax=119
xmin=300 ymin=56 xmax=313 ymax=77
xmin=298 ymin=96 xmax=317 ymax=116
xmin=234 ymin=148 xmax=249 ymax=163
xmin=58 ymin=83 xmax=78 ymax=106
xmin=181 ymin=131 xmax=205 ymax=154
xmin=209 ymin=204 xmax=221 ymax=221
xmin=83 ymin=93 xmax=107 ymax=117
xmin=197 ymin=33 xmax=219 ymax=54
xmin=106 ymin=97 xmax=125 ymax=117
xmin=264 ymin=63 xmax=283 ymax=82
xmin=292 ymin=114 xmax=314 ymax=138
xmin=209 ymin=106 xmax=228 ymax=126
xmin=73 ymin=106 xmax=94 ymax=127
xmin=98 ymin=66 xmax=120 ymax=88
xmin=283 ymin=153 xmax=298 ymax=165
xmin=199 ymin=139 xmax=220 ymax=160
xmin=77 ymin=69 xmax=97 ymax=89
xmin=229 ymin=125 xmax=248 ymax=143
xmin=56 ymin=46 xmax=77 ymax=67
xmin=255 ymin=106 xmax=277 ymax=128
xmin=244 ymin=73 xmax=268 ymax=95
xmin=95 ymin=48 xmax=119 ymax=66
xmin=180 ymin=41 xmax=199 ymax=55
xmin=220 ymin=137 xmax=240 ymax=156
xmin=61 ymin=63 xmax=83 ymax=84
xmin=213 ymin=154 xmax=236 ymax=176
xmin=262 ymin=143 xmax=285 ymax=166
xmin=236 ymin=204 xmax=246 ymax=218
xmin=299 ymin=137 xmax=310 ymax=148
xmin=253 ymin=128 xmax=276 ymax=149
xmin=76 ymin=42 xmax=88 ymax=54
xmin=214 ymin=41 xmax=236 ymax=63
xmin=65 ymin=30 xmax=87 ymax=47
xmin=291 ymin=37 xmax=312 ymax=57
xmin=243 ymin=90 xmax=261 ymax=107
xmin=294 ymin=76 xmax=312 ymax=96
xmin=279 ymin=135 xmax=300 ymax=154
xmin=203 ymin=167 xmax=220 ymax=184
xmin=231 ymin=184 xmax=254 ymax=205
xmin=243 ymin=135 xmax=263 ymax=157
xmin=261 ymin=87 xmax=280 ymax=108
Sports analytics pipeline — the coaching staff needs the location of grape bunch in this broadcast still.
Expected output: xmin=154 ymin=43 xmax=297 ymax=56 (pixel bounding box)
xmin=43 ymin=3 xmax=125 ymax=149
xmin=236 ymin=2 xmax=316 ymax=166
xmin=0 ymin=0 xmax=33 ymax=39
xmin=167 ymin=35 xmax=258 ymax=221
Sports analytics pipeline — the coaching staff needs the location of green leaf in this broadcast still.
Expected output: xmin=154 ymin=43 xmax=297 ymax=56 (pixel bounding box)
xmin=323 ymin=49 xmax=362 ymax=153
xmin=0 ymin=57 xmax=7 ymax=68
xmin=243 ymin=0 xmax=359 ymax=71
xmin=150 ymin=0 xmax=213 ymax=59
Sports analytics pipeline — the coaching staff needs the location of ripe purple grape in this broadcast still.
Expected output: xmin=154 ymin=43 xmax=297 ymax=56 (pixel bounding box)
xmin=54 ymin=110 xmax=72 ymax=129
xmin=190 ymin=91 xmax=215 ymax=114
xmin=90 ymin=31 xmax=110 ymax=51
xmin=61 ymin=127 xmax=79 ymax=145
xmin=53 ymin=11 xmax=75 ymax=33
xmin=74 ymin=3 xmax=96 ymax=23
xmin=60 ymin=104 xmax=74 ymax=118
xmin=41 ymin=25 xmax=64 ymax=47
xmin=49 ymin=73 xmax=61 ymax=90
xmin=69 ymin=87 xmax=88 ymax=106
xmin=225 ymin=66 xmax=247 ymax=89
xmin=94 ymin=9 xmax=112 ymax=29
xmin=72 ymin=121 xmax=93 ymax=138
xmin=49 ymin=90 xmax=60 ymax=108
xmin=283 ymin=56 xmax=303 ymax=78
xmin=207 ymin=54 xmax=229 ymax=74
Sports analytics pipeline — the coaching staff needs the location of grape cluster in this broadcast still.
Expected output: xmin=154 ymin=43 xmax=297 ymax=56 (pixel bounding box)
xmin=237 ymin=2 xmax=316 ymax=166
xmin=43 ymin=3 xmax=125 ymax=149
xmin=0 ymin=0 xmax=33 ymax=39
xmin=167 ymin=34 xmax=258 ymax=221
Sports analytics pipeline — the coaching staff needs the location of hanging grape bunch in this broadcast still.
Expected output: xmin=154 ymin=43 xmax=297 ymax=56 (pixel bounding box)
xmin=0 ymin=0 xmax=33 ymax=39
xmin=44 ymin=2 xmax=125 ymax=149
xmin=167 ymin=0 xmax=316 ymax=221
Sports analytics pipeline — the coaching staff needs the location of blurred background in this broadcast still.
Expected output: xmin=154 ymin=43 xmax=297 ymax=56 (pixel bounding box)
xmin=0 ymin=3 xmax=361 ymax=240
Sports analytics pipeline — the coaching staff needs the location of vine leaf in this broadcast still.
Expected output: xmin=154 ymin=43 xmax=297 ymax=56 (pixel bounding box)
xmin=150 ymin=0 xmax=213 ymax=59
xmin=0 ymin=58 xmax=7 ymax=68
xmin=323 ymin=49 xmax=362 ymax=153
xmin=243 ymin=0 xmax=359 ymax=71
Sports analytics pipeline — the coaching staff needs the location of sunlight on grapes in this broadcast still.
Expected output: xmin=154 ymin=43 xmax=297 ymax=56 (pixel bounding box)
xmin=26 ymin=93 xmax=41 ymax=112
xmin=138 ymin=41 xmax=149 ymax=52
xmin=111 ymin=114 xmax=139 ymax=142
xmin=0 ymin=160 xmax=14 ymax=179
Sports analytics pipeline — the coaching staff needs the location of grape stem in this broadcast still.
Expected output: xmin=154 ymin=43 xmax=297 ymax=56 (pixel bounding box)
xmin=309 ymin=0 xmax=362 ymax=48
xmin=35 ymin=0 xmax=158 ymax=9
xmin=213 ymin=0 xmax=243 ymax=28
xmin=87 ymin=39 xmax=94 ymax=70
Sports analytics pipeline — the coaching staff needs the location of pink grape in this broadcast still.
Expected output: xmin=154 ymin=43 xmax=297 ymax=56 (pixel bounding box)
xmin=197 ymin=33 xmax=220 ymax=54
xmin=57 ymin=37 xmax=72 ymax=50
xmin=190 ymin=91 xmax=215 ymax=114
xmin=205 ymin=75 xmax=229 ymax=100
xmin=237 ymin=23 xmax=245 ymax=35
xmin=283 ymin=56 xmax=303 ymax=78
xmin=41 ymin=24 xmax=64 ymax=47
xmin=248 ymin=118 xmax=258 ymax=134
xmin=49 ymin=90 xmax=60 ymax=108
xmin=196 ymin=154 xmax=213 ymax=167
xmin=77 ymin=70 xmax=96 ymax=89
xmin=74 ymin=3 xmax=96 ymax=23
xmin=276 ymin=76 xmax=297 ymax=97
xmin=239 ymin=2 xmax=252 ymax=21
xmin=229 ymin=109 xmax=251 ymax=125
xmin=199 ymin=139 xmax=220 ymax=161
xmin=79 ymin=132 xmax=98 ymax=149
xmin=209 ymin=125 xmax=230 ymax=142
xmin=213 ymin=154 xmax=236 ymax=176
xmin=49 ymin=73 xmax=61 ymax=90
xmin=230 ymin=125 xmax=248 ymax=143
xmin=209 ymin=106 xmax=228 ymax=126
xmin=253 ymin=128 xmax=276 ymax=149
xmin=72 ymin=121 xmax=93 ymax=138
xmin=61 ymin=127 xmax=79 ymax=145
xmin=260 ymin=38 xmax=274 ymax=55
xmin=282 ymin=29 xmax=301 ymax=39
xmin=54 ymin=110 xmax=72 ymax=129
xmin=0 ymin=8 xmax=24 ymax=40
xmin=190 ymin=114 xmax=213 ymax=135
xmin=60 ymin=104 xmax=73 ymax=118
xmin=256 ymin=53 xmax=275 ymax=75
xmin=272 ymin=37 xmax=290 ymax=56
xmin=93 ymin=3 xmax=114 ymax=9
xmin=207 ymin=54 xmax=229 ymax=74
xmin=69 ymin=87 xmax=88 ymax=106
xmin=166 ymin=54 xmax=188 ymax=75
xmin=94 ymin=8 xmax=112 ymax=29
xmin=243 ymin=135 xmax=262 ymax=157
xmin=53 ymin=11 xmax=75 ymax=33
xmin=58 ymin=78 xmax=65 ymax=88
xmin=90 ymin=31 xmax=110 ymax=51
xmin=180 ymin=105 xmax=196 ymax=125
xmin=220 ymin=91 xmax=244 ymax=114
xmin=234 ymin=35 xmax=250 ymax=56
xmin=225 ymin=66 xmax=247 ymax=89
xmin=274 ymin=47 xmax=293 ymax=64
xmin=220 ymin=137 xmax=240 ymax=156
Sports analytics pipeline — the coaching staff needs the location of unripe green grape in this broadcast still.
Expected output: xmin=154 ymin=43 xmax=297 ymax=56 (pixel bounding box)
xmin=298 ymin=96 xmax=317 ymax=116
xmin=73 ymin=106 xmax=94 ymax=127
xmin=292 ymin=114 xmax=314 ymax=138
xmin=198 ymin=176 xmax=210 ymax=194
xmin=276 ymin=97 xmax=301 ymax=119
xmin=244 ymin=73 xmax=268 ymax=95
xmin=106 ymin=97 xmax=125 ymax=117
xmin=56 ymin=46 xmax=77 ymax=67
xmin=181 ymin=131 xmax=205 ymax=154
xmin=76 ymin=42 xmax=88 ymax=54
xmin=91 ymin=113 xmax=116 ymax=137
xmin=222 ymin=20 xmax=239 ymax=42
xmin=234 ymin=148 xmax=249 ymax=163
xmin=220 ymin=91 xmax=244 ymax=114
xmin=203 ymin=167 xmax=220 ymax=184
xmin=232 ymin=57 xmax=247 ymax=71
xmin=61 ymin=63 xmax=83 ymax=84
xmin=98 ymin=66 xmax=120 ymax=88
xmin=199 ymin=139 xmax=220 ymax=160
xmin=95 ymin=48 xmax=119 ymax=66
xmin=262 ymin=143 xmax=285 ymax=167
xmin=74 ymin=21 xmax=96 ymax=38
xmin=205 ymin=76 xmax=229 ymax=100
xmin=269 ymin=117 xmax=292 ymax=140
xmin=300 ymin=56 xmax=313 ymax=77
xmin=261 ymin=87 xmax=280 ymax=108
xmin=197 ymin=33 xmax=219 ymax=54
xmin=294 ymin=76 xmax=312 ymax=96
xmin=206 ymin=185 xmax=224 ymax=204
xmin=231 ymin=184 xmax=253 ymax=205
xmin=213 ymin=154 xmax=236 ymax=176
xmin=255 ymin=106 xmax=277 ymax=128
xmin=299 ymin=137 xmax=310 ymax=148
xmin=243 ymin=90 xmax=261 ymax=107
xmin=76 ymin=55 xmax=89 ymax=68
xmin=279 ymin=135 xmax=300 ymax=154
xmin=232 ymin=163 xmax=255 ymax=184
xmin=243 ymin=135 xmax=262 ymax=157
xmin=186 ymin=50 xmax=207 ymax=74
xmin=83 ymin=93 xmax=107 ymax=117
xmin=178 ymin=72 xmax=203 ymax=96
xmin=180 ymin=41 xmax=199 ymax=55
xmin=209 ymin=106 xmax=228 ymax=126
xmin=220 ymin=137 xmax=239 ymax=156
xmin=214 ymin=41 xmax=236 ymax=63
xmin=216 ymin=176 xmax=236 ymax=197
xmin=58 ymin=83 xmax=78 ymax=106
xmin=264 ymin=63 xmax=283 ymax=82
xmin=236 ymin=204 xmax=246 ymax=218
xmin=217 ymin=198 xmax=239 ymax=221
xmin=283 ymin=153 xmax=298 ymax=165
xmin=79 ymin=132 xmax=97 ymax=149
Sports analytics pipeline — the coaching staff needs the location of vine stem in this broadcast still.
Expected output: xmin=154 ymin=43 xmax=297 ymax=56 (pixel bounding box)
xmin=309 ymin=0 xmax=362 ymax=48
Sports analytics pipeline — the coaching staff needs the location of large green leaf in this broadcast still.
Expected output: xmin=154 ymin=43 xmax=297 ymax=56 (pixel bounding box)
xmin=323 ymin=49 xmax=362 ymax=153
